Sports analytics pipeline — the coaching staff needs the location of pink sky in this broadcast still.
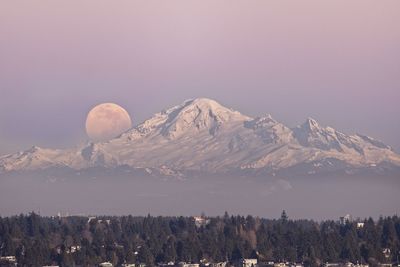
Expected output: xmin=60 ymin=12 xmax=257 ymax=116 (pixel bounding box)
xmin=0 ymin=1 xmax=399 ymax=153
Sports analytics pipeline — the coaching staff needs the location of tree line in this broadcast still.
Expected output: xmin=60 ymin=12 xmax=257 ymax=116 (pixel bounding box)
xmin=0 ymin=212 xmax=399 ymax=266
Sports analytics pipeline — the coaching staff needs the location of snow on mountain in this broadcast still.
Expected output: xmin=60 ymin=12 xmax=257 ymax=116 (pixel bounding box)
xmin=123 ymin=98 xmax=249 ymax=141
xmin=1 ymin=98 xmax=399 ymax=175
xmin=293 ymin=117 xmax=361 ymax=152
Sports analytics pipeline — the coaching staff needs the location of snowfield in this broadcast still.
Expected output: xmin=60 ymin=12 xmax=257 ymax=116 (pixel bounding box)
xmin=1 ymin=98 xmax=399 ymax=176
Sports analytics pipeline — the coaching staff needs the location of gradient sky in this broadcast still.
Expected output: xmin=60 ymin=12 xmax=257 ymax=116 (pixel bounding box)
xmin=0 ymin=0 xmax=399 ymax=155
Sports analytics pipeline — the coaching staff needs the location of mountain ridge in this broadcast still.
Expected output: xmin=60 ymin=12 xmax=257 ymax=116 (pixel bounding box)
xmin=1 ymin=98 xmax=399 ymax=176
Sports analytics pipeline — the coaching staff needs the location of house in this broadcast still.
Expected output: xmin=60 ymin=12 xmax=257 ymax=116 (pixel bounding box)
xmin=68 ymin=245 xmax=81 ymax=254
xmin=340 ymin=214 xmax=353 ymax=225
xmin=0 ymin=256 xmax=17 ymax=266
xmin=323 ymin=263 xmax=341 ymax=267
xmin=99 ymin=262 xmax=113 ymax=267
xmin=382 ymin=248 xmax=391 ymax=259
xmin=158 ymin=262 xmax=175 ymax=267
xmin=356 ymin=222 xmax=365 ymax=228
xmin=324 ymin=263 xmax=368 ymax=267
xmin=209 ymin=262 xmax=228 ymax=267
xmin=258 ymin=261 xmax=275 ymax=267
xmin=98 ymin=219 xmax=111 ymax=225
xmin=88 ymin=216 xmax=97 ymax=223
xmin=0 ymin=256 xmax=16 ymax=262
xmin=177 ymin=262 xmax=200 ymax=267
xmin=240 ymin=258 xmax=258 ymax=267
xmin=193 ymin=216 xmax=210 ymax=228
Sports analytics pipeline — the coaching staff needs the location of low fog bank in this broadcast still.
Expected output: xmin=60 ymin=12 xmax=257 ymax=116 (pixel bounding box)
xmin=0 ymin=172 xmax=399 ymax=220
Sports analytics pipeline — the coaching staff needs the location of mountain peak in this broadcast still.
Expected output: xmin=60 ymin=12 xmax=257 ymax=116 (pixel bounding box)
xmin=302 ymin=117 xmax=320 ymax=130
xmin=244 ymin=114 xmax=277 ymax=130
xmin=159 ymin=98 xmax=243 ymax=121
xmin=122 ymin=98 xmax=251 ymax=142
xmin=185 ymin=97 xmax=223 ymax=107
xmin=25 ymin=145 xmax=42 ymax=154
xmin=158 ymin=98 xmax=248 ymax=139
xmin=294 ymin=118 xmax=344 ymax=151
xmin=2 ymin=98 xmax=400 ymax=175
xmin=177 ymin=98 xmax=241 ymax=116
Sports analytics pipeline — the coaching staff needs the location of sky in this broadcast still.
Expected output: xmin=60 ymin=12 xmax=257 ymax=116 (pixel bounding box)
xmin=0 ymin=0 xmax=399 ymax=155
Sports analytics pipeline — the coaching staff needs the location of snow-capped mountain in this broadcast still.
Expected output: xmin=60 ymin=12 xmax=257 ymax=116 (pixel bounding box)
xmin=1 ymin=98 xmax=399 ymax=176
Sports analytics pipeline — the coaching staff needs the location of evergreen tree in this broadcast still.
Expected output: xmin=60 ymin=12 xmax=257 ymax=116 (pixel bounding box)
xmin=280 ymin=210 xmax=288 ymax=222
xmin=0 ymin=214 xmax=399 ymax=265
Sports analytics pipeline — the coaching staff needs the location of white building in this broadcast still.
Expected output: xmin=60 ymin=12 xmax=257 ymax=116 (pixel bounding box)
xmin=0 ymin=256 xmax=17 ymax=266
xmin=357 ymin=222 xmax=365 ymax=228
xmin=158 ymin=262 xmax=175 ymax=267
xmin=177 ymin=262 xmax=200 ymax=267
xmin=340 ymin=214 xmax=353 ymax=225
xmin=69 ymin=245 xmax=81 ymax=253
xmin=240 ymin=258 xmax=258 ymax=267
xmin=88 ymin=216 xmax=97 ymax=223
xmin=210 ymin=262 xmax=228 ymax=267
xmin=99 ymin=262 xmax=113 ymax=267
xmin=193 ymin=216 xmax=210 ymax=228
xmin=0 ymin=256 xmax=16 ymax=262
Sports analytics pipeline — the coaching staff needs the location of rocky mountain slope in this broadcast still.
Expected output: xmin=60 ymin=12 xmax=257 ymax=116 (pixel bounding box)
xmin=1 ymin=98 xmax=399 ymax=176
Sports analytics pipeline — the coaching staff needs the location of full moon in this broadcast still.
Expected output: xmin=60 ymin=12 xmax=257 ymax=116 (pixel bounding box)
xmin=85 ymin=103 xmax=132 ymax=142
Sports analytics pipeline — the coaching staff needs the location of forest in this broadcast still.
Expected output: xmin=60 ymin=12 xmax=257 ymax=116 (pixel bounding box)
xmin=0 ymin=212 xmax=399 ymax=267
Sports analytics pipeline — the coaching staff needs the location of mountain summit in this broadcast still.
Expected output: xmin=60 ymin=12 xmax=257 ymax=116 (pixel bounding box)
xmin=155 ymin=98 xmax=248 ymax=139
xmin=1 ymin=98 xmax=399 ymax=176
